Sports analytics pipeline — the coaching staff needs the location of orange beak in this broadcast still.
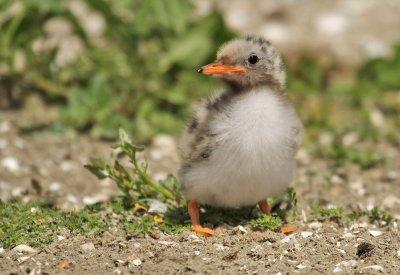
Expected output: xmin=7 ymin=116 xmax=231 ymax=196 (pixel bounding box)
xmin=198 ymin=62 xmax=247 ymax=75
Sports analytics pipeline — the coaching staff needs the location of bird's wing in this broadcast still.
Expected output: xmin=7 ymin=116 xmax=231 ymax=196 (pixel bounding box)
xmin=178 ymin=99 xmax=215 ymax=163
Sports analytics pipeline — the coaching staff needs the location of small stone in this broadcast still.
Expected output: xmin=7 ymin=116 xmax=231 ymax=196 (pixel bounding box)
xmin=130 ymin=258 xmax=142 ymax=267
xmin=82 ymin=196 xmax=99 ymax=205
xmin=12 ymin=244 xmax=38 ymax=254
xmin=236 ymin=225 xmax=248 ymax=234
xmin=369 ymin=229 xmax=382 ymax=237
xmin=337 ymin=260 xmax=358 ymax=268
xmin=300 ymin=231 xmax=313 ymax=238
xmin=214 ymin=244 xmax=227 ymax=251
xmin=57 ymin=235 xmax=65 ymax=241
xmin=11 ymin=187 xmax=28 ymax=198
xmin=342 ymin=232 xmax=354 ymax=239
xmin=67 ymin=194 xmax=78 ymax=204
xmin=17 ymin=256 xmax=31 ymax=263
xmin=397 ymin=250 xmax=400 ymax=258
xmin=60 ymin=161 xmax=73 ymax=172
xmin=308 ymin=221 xmax=322 ymax=229
xmin=332 ymin=266 xmax=343 ymax=273
xmin=49 ymin=182 xmax=61 ymax=192
xmin=296 ymin=263 xmax=307 ymax=269
xmin=362 ymin=265 xmax=384 ymax=272
xmin=2 ymin=156 xmax=20 ymax=172
xmin=194 ymin=251 xmax=200 ymax=256
xmin=0 ymin=247 xmax=4 ymax=254
xmin=386 ymin=170 xmax=398 ymax=182
xmin=148 ymin=200 xmax=167 ymax=214
xmin=356 ymin=242 xmax=374 ymax=258
xmin=81 ymin=242 xmax=95 ymax=252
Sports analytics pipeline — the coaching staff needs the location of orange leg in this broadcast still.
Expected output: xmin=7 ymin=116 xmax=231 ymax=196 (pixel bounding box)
xmin=188 ymin=200 xmax=215 ymax=236
xmin=258 ymin=199 xmax=270 ymax=215
xmin=188 ymin=200 xmax=200 ymax=226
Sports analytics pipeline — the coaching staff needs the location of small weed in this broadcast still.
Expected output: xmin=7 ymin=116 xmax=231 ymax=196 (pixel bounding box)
xmin=250 ymin=215 xmax=283 ymax=231
xmin=367 ymin=206 xmax=393 ymax=224
xmin=85 ymin=129 xmax=182 ymax=208
xmin=311 ymin=204 xmax=343 ymax=223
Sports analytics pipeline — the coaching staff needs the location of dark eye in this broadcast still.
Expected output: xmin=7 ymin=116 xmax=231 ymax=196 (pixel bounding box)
xmin=248 ymin=54 xmax=259 ymax=64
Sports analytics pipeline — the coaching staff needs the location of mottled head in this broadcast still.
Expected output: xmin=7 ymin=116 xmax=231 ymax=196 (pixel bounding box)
xmin=198 ymin=35 xmax=285 ymax=90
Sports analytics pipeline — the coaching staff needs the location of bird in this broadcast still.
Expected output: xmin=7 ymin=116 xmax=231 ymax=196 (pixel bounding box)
xmin=178 ymin=35 xmax=302 ymax=234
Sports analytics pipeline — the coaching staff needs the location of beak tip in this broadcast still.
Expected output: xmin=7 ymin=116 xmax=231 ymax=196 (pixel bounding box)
xmin=197 ymin=68 xmax=203 ymax=74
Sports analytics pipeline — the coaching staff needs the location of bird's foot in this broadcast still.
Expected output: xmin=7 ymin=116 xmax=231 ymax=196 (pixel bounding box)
xmin=193 ymin=225 xmax=215 ymax=237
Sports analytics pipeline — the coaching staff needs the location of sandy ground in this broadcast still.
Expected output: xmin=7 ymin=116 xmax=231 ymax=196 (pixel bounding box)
xmin=1 ymin=108 xmax=400 ymax=274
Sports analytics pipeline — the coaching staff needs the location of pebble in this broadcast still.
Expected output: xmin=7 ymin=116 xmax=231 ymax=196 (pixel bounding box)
xmin=12 ymin=244 xmax=38 ymax=254
xmin=194 ymin=251 xmax=200 ymax=256
xmin=60 ymin=161 xmax=73 ymax=172
xmin=214 ymin=244 xmax=227 ymax=251
xmin=57 ymin=235 xmax=65 ymax=241
xmin=397 ymin=250 xmax=400 ymax=258
xmin=49 ymin=182 xmax=61 ymax=192
xmin=332 ymin=266 xmax=343 ymax=273
xmin=342 ymin=232 xmax=354 ymax=239
xmin=148 ymin=200 xmax=167 ymax=214
xmin=17 ymin=256 xmax=31 ymax=263
xmin=236 ymin=225 xmax=248 ymax=234
xmin=81 ymin=242 xmax=95 ymax=252
xmin=82 ymin=196 xmax=100 ymax=205
xmin=369 ymin=229 xmax=382 ymax=237
xmin=296 ymin=263 xmax=307 ymax=269
xmin=336 ymin=259 xmax=358 ymax=268
xmin=188 ymin=234 xmax=204 ymax=243
xmin=1 ymin=156 xmax=20 ymax=172
xmin=362 ymin=265 xmax=384 ymax=272
xmin=11 ymin=187 xmax=28 ymax=198
xmin=129 ymin=258 xmax=142 ymax=267
xmin=300 ymin=231 xmax=313 ymax=238
xmin=0 ymin=247 xmax=4 ymax=254
xmin=386 ymin=170 xmax=398 ymax=182
xmin=308 ymin=221 xmax=322 ymax=229
xmin=67 ymin=194 xmax=78 ymax=204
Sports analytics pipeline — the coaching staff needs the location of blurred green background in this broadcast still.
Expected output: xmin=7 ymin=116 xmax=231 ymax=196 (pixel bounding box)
xmin=0 ymin=0 xmax=399 ymax=146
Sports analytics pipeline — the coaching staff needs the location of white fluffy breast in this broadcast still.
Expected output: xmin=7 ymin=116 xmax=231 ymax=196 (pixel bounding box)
xmin=182 ymin=88 xmax=301 ymax=207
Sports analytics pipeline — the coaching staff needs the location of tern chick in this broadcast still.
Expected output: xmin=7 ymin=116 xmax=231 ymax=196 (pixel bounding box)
xmin=179 ymin=35 xmax=302 ymax=233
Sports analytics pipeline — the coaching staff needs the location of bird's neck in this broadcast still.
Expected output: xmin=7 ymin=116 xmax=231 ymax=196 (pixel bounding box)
xmin=223 ymin=79 xmax=284 ymax=94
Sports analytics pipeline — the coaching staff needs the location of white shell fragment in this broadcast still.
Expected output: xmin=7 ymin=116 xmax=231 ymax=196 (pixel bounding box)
xmin=369 ymin=229 xmax=382 ymax=237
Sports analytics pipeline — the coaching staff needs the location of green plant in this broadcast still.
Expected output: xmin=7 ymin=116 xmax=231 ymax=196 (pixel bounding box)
xmin=250 ymin=215 xmax=282 ymax=231
xmin=310 ymin=204 xmax=343 ymax=223
xmin=85 ymin=129 xmax=182 ymax=208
